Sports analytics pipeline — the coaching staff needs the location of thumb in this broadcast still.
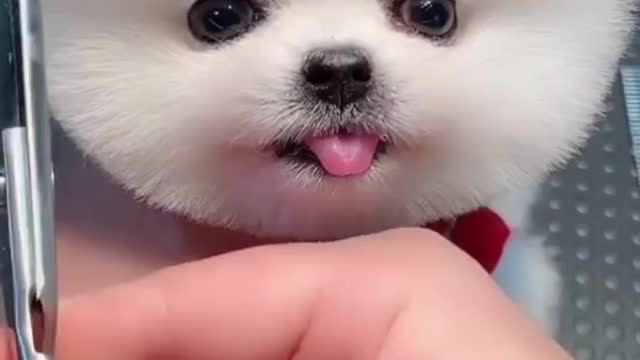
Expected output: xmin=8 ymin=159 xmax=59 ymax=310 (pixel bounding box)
xmin=56 ymin=228 xmax=571 ymax=360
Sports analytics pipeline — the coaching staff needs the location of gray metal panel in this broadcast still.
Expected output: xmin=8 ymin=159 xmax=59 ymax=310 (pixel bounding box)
xmin=0 ymin=0 xmax=16 ymax=329
xmin=534 ymin=76 xmax=640 ymax=358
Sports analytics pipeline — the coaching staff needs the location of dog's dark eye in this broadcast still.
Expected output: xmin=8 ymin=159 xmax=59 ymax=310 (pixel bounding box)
xmin=397 ymin=0 xmax=456 ymax=38
xmin=188 ymin=0 xmax=261 ymax=43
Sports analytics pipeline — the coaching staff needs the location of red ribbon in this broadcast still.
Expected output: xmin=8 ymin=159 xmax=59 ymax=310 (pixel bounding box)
xmin=424 ymin=207 xmax=511 ymax=273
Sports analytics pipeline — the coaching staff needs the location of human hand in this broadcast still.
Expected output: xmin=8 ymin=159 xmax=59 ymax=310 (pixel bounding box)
xmin=54 ymin=229 xmax=572 ymax=359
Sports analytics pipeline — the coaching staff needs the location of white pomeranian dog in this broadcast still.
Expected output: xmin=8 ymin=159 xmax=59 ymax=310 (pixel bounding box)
xmin=42 ymin=0 xmax=636 ymax=332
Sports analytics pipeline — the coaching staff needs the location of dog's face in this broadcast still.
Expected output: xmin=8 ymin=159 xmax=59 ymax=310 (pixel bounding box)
xmin=43 ymin=0 xmax=635 ymax=240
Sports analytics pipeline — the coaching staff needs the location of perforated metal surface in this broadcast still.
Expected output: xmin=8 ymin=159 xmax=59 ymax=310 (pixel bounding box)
xmin=532 ymin=75 xmax=640 ymax=359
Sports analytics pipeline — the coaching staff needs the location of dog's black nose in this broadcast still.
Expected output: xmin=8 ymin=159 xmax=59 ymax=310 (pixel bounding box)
xmin=302 ymin=47 xmax=372 ymax=109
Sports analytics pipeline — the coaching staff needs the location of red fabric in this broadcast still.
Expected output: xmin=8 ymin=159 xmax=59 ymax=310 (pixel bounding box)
xmin=424 ymin=207 xmax=511 ymax=273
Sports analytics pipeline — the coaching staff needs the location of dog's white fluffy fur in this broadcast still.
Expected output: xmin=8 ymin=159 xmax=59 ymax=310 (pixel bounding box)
xmin=42 ymin=0 xmax=637 ymax=332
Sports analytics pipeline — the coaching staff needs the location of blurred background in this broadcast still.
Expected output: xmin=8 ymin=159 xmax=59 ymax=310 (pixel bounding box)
xmin=531 ymin=32 xmax=640 ymax=359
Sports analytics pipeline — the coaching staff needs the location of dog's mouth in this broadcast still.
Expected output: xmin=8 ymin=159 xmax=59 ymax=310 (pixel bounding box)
xmin=272 ymin=127 xmax=388 ymax=177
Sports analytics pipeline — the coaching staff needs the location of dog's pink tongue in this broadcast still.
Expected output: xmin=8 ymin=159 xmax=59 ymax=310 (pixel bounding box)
xmin=304 ymin=134 xmax=380 ymax=176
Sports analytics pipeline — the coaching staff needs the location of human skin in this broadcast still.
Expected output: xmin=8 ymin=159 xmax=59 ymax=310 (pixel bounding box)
xmin=51 ymin=228 xmax=572 ymax=360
